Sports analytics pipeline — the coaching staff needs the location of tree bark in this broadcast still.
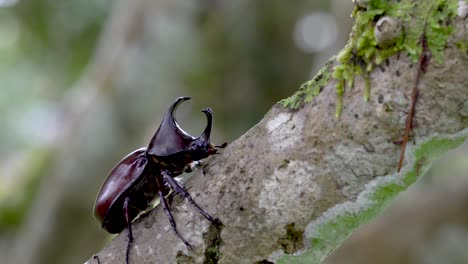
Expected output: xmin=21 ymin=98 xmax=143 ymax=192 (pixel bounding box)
xmin=324 ymin=141 xmax=468 ymax=264
xmin=87 ymin=3 xmax=468 ymax=263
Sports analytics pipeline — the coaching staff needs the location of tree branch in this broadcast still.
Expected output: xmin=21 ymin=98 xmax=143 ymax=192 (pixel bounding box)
xmin=87 ymin=14 xmax=468 ymax=264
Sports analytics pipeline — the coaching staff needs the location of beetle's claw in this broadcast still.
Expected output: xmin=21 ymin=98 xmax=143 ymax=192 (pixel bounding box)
xmin=211 ymin=217 xmax=222 ymax=226
xmin=184 ymin=241 xmax=194 ymax=251
xmin=215 ymin=142 xmax=228 ymax=149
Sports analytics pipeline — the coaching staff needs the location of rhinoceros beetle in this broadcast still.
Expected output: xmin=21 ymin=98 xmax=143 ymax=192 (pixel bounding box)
xmin=94 ymin=97 xmax=227 ymax=264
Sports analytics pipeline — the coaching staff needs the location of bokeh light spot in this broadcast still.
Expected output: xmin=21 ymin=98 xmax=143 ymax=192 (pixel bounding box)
xmin=294 ymin=11 xmax=338 ymax=54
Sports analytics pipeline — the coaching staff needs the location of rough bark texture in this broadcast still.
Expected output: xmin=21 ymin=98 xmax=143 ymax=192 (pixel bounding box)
xmin=324 ymin=141 xmax=468 ymax=264
xmin=86 ymin=12 xmax=468 ymax=263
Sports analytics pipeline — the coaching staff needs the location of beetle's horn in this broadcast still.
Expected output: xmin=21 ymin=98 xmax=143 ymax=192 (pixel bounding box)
xmin=170 ymin=97 xmax=194 ymax=139
xmin=147 ymin=96 xmax=194 ymax=157
xmin=198 ymin=108 xmax=213 ymax=144
xmin=171 ymin=96 xmax=190 ymax=111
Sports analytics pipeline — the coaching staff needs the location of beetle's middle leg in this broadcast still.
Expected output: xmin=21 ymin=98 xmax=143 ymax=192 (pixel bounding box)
xmin=162 ymin=171 xmax=217 ymax=223
xmin=155 ymin=174 xmax=193 ymax=250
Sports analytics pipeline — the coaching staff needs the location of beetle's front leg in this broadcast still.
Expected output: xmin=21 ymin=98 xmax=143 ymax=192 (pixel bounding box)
xmin=183 ymin=160 xmax=202 ymax=173
xmin=215 ymin=142 xmax=228 ymax=149
xmin=162 ymin=171 xmax=217 ymax=224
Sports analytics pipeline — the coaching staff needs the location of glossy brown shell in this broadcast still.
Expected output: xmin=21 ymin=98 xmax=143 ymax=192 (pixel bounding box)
xmin=94 ymin=148 xmax=149 ymax=233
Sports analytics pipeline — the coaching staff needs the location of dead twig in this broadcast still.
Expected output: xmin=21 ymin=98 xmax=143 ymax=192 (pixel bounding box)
xmin=397 ymin=22 xmax=432 ymax=172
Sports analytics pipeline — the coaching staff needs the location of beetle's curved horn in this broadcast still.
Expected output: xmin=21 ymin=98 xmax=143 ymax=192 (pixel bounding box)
xmin=186 ymin=108 xmax=218 ymax=160
xmin=171 ymin=97 xmax=195 ymax=140
xmin=199 ymin=109 xmax=227 ymax=149
xmin=147 ymin=96 xmax=195 ymax=157
xmin=198 ymin=108 xmax=213 ymax=144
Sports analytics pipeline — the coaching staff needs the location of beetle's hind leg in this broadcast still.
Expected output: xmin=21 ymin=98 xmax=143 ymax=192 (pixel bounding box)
xmin=162 ymin=171 xmax=218 ymax=224
xmin=123 ymin=197 xmax=133 ymax=264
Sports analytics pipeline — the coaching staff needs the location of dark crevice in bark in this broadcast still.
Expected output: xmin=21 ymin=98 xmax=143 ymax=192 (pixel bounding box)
xmin=203 ymin=220 xmax=224 ymax=264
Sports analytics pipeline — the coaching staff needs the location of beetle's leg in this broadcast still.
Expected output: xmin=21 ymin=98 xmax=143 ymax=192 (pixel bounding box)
xmin=93 ymin=255 xmax=100 ymax=264
xmin=124 ymin=197 xmax=133 ymax=241
xmin=162 ymin=171 xmax=217 ymax=223
xmin=215 ymin=142 xmax=228 ymax=148
xmin=157 ymin=186 xmax=193 ymax=250
xmin=123 ymin=197 xmax=133 ymax=264
xmin=183 ymin=160 xmax=202 ymax=173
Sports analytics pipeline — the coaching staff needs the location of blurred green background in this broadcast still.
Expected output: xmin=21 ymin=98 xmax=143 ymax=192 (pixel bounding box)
xmin=0 ymin=0 xmax=352 ymax=263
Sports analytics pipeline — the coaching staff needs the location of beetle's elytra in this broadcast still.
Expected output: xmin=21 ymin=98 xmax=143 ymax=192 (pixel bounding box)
xmin=93 ymin=97 xmax=226 ymax=264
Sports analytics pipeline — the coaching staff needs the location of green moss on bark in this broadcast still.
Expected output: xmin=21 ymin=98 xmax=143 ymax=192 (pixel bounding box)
xmin=279 ymin=58 xmax=334 ymax=109
xmin=280 ymin=0 xmax=458 ymax=115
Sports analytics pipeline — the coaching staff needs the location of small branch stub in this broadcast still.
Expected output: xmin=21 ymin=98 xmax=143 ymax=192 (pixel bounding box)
xmin=374 ymin=16 xmax=403 ymax=48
